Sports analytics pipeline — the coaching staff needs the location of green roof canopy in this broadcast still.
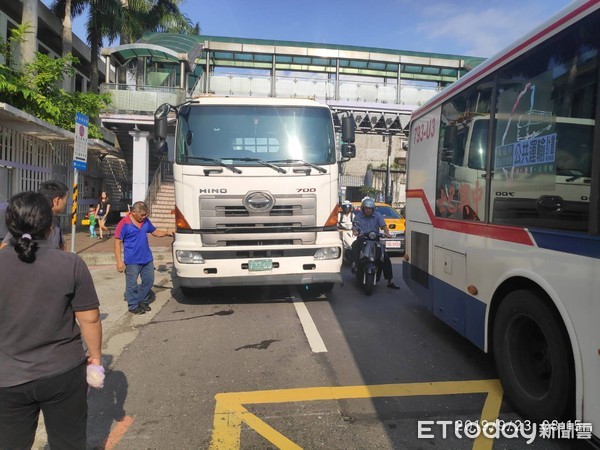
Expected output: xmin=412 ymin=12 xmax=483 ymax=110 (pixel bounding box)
xmin=102 ymin=34 xmax=203 ymax=69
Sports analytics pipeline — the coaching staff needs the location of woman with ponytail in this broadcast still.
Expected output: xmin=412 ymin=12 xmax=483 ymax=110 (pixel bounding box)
xmin=0 ymin=192 xmax=103 ymax=449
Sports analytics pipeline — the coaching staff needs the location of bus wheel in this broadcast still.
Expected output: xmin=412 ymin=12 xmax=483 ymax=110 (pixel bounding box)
xmin=493 ymin=289 xmax=573 ymax=421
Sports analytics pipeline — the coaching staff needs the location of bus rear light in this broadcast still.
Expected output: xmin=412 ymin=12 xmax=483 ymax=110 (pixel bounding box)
xmin=467 ymin=285 xmax=478 ymax=295
xmin=175 ymin=206 xmax=191 ymax=229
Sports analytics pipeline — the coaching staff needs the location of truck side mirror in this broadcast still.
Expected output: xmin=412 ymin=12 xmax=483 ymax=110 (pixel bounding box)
xmin=341 ymin=143 xmax=356 ymax=158
xmin=341 ymin=116 xmax=356 ymax=143
xmin=153 ymin=139 xmax=168 ymax=154
xmin=154 ymin=103 xmax=171 ymax=141
xmin=441 ymin=125 xmax=457 ymax=163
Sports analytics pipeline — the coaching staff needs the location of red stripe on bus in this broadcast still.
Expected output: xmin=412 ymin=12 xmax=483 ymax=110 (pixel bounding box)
xmin=406 ymin=189 xmax=534 ymax=246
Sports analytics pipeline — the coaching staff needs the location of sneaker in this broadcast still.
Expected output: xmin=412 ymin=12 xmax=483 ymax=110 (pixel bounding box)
xmin=129 ymin=305 xmax=146 ymax=315
xmin=387 ymin=282 xmax=400 ymax=290
xmin=140 ymin=302 xmax=151 ymax=312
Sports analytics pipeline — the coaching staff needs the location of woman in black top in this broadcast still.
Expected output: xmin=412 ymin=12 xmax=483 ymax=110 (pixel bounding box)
xmin=95 ymin=191 xmax=111 ymax=239
xmin=0 ymin=191 xmax=103 ymax=449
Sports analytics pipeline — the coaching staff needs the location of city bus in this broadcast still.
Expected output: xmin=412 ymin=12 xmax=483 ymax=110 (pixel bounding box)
xmin=402 ymin=0 xmax=599 ymax=435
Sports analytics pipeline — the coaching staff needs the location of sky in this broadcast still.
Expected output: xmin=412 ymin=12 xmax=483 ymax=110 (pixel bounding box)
xmin=43 ymin=0 xmax=574 ymax=58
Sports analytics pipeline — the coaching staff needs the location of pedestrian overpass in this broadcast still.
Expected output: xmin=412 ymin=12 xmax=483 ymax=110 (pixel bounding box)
xmin=99 ymin=33 xmax=485 ymax=204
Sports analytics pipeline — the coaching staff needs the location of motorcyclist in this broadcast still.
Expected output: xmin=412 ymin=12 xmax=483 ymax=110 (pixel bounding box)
xmin=338 ymin=200 xmax=356 ymax=263
xmin=351 ymin=197 xmax=400 ymax=289
xmin=338 ymin=200 xmax=354 ymax=231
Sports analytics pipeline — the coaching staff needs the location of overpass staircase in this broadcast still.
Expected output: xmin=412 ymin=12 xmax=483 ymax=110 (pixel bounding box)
xmin=146 ymin=158 xmax=176 ymax=230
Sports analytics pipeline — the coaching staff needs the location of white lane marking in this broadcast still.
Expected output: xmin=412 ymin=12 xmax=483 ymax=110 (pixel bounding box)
xmin=292 ymin=298 xmax=328 ymax=353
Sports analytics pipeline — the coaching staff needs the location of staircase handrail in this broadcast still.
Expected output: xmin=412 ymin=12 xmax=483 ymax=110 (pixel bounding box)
xmin=145 ymin=156 xmax=172 ymax=218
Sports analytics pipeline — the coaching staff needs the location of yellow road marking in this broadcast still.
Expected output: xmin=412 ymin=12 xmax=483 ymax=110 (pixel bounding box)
xmin=209 ymin=379 xmax=503 ymax=449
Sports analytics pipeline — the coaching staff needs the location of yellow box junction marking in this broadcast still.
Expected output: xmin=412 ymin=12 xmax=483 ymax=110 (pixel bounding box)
xmin=209 ymin=379 xmax=503 ymax=450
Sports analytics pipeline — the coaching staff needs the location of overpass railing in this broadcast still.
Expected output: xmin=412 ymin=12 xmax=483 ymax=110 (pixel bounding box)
xmin=100 ymin=84 xmax=186 ymax=114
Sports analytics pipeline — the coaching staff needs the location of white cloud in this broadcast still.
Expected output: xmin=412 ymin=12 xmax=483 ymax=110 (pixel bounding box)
xmin=415 ymin=1 xmax=570 ymax=57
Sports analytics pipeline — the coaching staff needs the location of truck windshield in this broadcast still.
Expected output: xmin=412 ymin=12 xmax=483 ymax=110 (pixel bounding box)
xmin=176 ymin=105 xmax=336 ymax=166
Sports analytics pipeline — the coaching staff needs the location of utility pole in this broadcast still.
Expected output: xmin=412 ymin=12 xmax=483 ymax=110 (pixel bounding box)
xmin=385 ymin=134 xmax=392 ymax=204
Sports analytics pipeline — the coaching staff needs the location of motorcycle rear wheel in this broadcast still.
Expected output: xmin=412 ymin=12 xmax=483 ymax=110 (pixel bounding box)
xmin=364 ymin=272 xmax=375 ymax=296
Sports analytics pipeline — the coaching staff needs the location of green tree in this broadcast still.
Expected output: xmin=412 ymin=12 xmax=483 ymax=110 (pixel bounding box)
xmin=119 ymin=0 xmax=200 ymax=45
xmin=51 ymin=0 xmax=124 ymax=93
xmin=51 ymin=0 xmax=199 ymax=92
xmin=0 ymin=27 xmax=110 ymax=139
xmin=359 ymin=186 xmax=382 ymax=199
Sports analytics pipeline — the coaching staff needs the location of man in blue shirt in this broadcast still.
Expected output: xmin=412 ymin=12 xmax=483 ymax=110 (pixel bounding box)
xmin=351 ymin=197 xmax=400 ymax=289
xmin=114 ymin=201 xmax=174 ymax=314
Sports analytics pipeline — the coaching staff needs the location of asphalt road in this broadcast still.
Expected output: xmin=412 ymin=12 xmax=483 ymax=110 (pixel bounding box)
xmin=85 ymin=258 xmax=588 ymax=449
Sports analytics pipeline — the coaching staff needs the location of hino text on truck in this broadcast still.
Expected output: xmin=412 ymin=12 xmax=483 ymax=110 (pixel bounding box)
xmin=154 ymin=96 xmax=356 ymax=297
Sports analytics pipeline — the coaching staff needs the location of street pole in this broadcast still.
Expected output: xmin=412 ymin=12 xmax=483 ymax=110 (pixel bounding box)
xmin=72 ymin=112 xmax=89 ymax=253
xmin=385 ymin=134 xmax=392 ymax=204
xmin=70 ymin=169 xmax=78 ymax=253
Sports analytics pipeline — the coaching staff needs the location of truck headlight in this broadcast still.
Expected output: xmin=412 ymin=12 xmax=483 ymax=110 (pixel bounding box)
xmin=314 ymin=247 xmax=341 ymax=260
xmin=176 ymin=250 xmax=205 ymax=264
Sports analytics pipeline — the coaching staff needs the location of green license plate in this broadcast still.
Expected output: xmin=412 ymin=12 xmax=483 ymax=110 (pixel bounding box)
xmin=248 ymin=259 xmax=273 ymax=271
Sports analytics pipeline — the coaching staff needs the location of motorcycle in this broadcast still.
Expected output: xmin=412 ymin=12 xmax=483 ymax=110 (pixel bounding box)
xmin=353 ymin=231 xmax=385 ymax=295
xmin=339 ymin=224 xmax=356 ymax=266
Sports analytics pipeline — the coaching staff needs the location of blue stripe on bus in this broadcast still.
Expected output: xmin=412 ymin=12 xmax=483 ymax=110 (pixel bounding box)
xmin=528 ymin=228 xmax=600 ymax=259
xmin=403 ymin=262 xmax=487 ymax=350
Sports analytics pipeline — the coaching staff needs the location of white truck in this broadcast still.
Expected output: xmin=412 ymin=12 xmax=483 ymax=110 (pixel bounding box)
xmin=154 ymin=96 xmax=356 ymax=296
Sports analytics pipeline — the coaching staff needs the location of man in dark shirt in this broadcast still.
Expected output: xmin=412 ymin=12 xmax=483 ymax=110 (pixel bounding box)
xmin=0 ymin=180 xmax=68 ymax=250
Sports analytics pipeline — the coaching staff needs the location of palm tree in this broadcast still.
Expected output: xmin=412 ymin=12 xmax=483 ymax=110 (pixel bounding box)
xmin=118 ymin=0 xmax=200 ymax=86
xmin=52 ymin=0 xmax=124 ymax=93
xmin=18 ymin=0 xmax=38 ymax=68
xmin=52 ymin=0 xmax=198 ymax=93
xmin=60 ymin=0 xmax=73 ymax=90
xmin=119 ymin=0 xmax=200 ymax=45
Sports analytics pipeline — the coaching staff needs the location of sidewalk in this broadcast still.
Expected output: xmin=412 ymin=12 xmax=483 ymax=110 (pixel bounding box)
xmin=31 ymin=229 xmax=175 ymax=449
xmin=65 ymin=227 xmax=174 ymax=266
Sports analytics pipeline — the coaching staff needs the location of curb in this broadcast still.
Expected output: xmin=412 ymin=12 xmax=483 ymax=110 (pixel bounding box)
xmin=79 ymin=249 xmax=173 ymax=266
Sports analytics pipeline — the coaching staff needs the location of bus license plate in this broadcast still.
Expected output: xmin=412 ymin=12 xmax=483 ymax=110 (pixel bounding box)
xmin=385 ymin=240 xmax=401 ymax=248
xmin=248 ymin=259 xmax=273 ymax=271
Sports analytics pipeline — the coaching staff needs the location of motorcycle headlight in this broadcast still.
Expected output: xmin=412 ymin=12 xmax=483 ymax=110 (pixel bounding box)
xmin=176 ymin=250 xmax=205 ymax=264
xmin=314 ymin=247 xmax=341 ymax=260
xmin=368 ymin=231 xmax=377 ymax=239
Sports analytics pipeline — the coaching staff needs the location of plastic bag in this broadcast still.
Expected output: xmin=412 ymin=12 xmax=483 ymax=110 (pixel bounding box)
xmin=86 ymin=364 xmax=105 ymax=388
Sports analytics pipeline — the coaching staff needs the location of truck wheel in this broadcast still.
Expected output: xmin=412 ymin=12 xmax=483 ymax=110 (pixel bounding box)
xmin=180 ymin=286 xmax=198 ymax=296
xmin=493 ymin=289 xmax=574 ymax=420
xmin=298 ymin=283 xmax=334 ymax=299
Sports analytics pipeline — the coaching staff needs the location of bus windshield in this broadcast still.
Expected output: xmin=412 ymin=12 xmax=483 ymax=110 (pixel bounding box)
xmin=176 ymin=105 xmax=336 ymax=166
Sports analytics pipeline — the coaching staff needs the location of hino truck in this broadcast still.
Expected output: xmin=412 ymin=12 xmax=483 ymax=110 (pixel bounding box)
xmin=154 ymin=96 xmax=356 ymax=296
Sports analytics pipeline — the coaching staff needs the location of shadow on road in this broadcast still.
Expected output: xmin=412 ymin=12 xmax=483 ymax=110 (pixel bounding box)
xmin=87 ymin=355 xmax=129 ymax=449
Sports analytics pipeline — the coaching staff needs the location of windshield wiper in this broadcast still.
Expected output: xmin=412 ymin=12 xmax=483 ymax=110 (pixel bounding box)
xmin=226 ymin=157 xmax=287 ymax=174
xmin=181 ymin=156 xmax=242 ymax=174
xmin=268 ymin=159 xmax=327 ymax=174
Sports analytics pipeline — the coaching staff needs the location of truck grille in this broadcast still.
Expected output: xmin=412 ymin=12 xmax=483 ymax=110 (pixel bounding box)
xmin=199 ymin=194 xmax=317 ymax=246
